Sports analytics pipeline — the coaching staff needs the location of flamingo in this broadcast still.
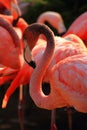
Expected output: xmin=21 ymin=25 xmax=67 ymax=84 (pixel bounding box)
xmin=23 ymin=23 xmax=87 ymax=112
xmin=37 ymin=11 xmax=66 ymax=35
xmin=63 ymin=12 xmax=87 ymax=46
xmin=2 ymin=23 xmax=87 ymax=130
xmin=24 ymin=22 xmax=87 ymax=129
xmin=0 ymin=12 xmax=29 ymax=83
xmin=37 ymin=11 xmax=66 ymax=41
xmin=0 ymin=6 xmax=25 ymax=128
xmin=0 ymin=10 xmax=29 ymax=87
xmin=0 ymin=0 xmax=21 ymax=19
xmin=0 ymin=10 xmax=29 ymax=83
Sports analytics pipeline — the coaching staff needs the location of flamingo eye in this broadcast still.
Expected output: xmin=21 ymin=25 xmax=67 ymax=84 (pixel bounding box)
xmin=42 ymin=82 xmax=50 ymax=95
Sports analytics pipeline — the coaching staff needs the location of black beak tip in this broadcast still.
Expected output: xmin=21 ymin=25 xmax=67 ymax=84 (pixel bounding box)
xmin=28 ymin=60 xmax=36 ymax=69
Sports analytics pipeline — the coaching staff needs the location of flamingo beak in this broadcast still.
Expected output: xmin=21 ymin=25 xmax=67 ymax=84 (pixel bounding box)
xmin=24 ymin=44 xmax=36 ymax=68
xmin=24 ymin=43 xmax=32 ymax=63
xmin=11 ymin=0 xmax=21 ymax=20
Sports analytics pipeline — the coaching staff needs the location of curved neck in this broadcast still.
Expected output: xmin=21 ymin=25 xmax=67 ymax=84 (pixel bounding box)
xmin=24 ymin=23 xmax=55 ymax=109
xmin=0 ymin=17 xmax=21 ymax=48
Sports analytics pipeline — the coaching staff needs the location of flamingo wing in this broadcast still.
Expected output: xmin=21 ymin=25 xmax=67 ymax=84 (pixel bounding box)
xmin=52 ymin=54 xmax=87 ymax=113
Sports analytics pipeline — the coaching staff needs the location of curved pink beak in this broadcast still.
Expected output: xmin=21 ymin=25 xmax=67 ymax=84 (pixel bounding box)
xmin=11 ymin=0 xmax=21 ymax=19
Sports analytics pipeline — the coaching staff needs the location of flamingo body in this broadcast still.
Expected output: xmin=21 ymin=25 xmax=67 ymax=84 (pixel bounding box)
xmin=29 ymin=36 xmax=87 ymax=112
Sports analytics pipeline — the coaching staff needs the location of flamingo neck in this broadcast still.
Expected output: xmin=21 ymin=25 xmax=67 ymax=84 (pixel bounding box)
xmin=24 ymin=23 xmax=55 ymax=109
xmin=0 ymin=0 xmax=21 ymax=19
xmin=0 ymin=17 xmax=21 ymax=49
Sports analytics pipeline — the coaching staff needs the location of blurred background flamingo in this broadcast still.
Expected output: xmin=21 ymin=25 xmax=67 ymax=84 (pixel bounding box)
xmin=37 ymin=11 xmax=87 ymax=47
xmin=37 ymin=11 xmax=66 ymax=35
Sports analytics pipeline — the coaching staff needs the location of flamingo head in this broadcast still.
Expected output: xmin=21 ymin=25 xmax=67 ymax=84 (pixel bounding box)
xmin=0 ymin=0 xmax=21 ymax=19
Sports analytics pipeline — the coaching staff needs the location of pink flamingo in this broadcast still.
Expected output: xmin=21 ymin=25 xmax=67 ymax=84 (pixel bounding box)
xmin=23 ymin=23 xmax=87 ymax=112
xmin=0 ymin=8 xmax=29 ymax=80
xmin=37 ymin=11 xmax=87 ymax=48
xmin=0 ymin=1 xmax=29 ymax=111
xmin=0 ymin=13 xmax=29 ymax=83
xmin=63 ymin=12 xmax=87 ymax=46
xmin=3 ymin=23 xmax=87 ymax=129
xmin=24 ymin=23 xmax=87 ymax=130
xmin=0 ymin=14 xmax=26 ymax=129
xmin=37 ymin=11 xmax=66 ymax=41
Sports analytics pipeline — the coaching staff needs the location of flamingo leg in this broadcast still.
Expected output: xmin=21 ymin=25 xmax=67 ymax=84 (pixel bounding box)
xmin=51 ymin=109 xmax=58 ymax=130
xmin=18 ymin=84 xmax=25 ymax=130
xmin=66 ymin=107 xmax=73 ymax=130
